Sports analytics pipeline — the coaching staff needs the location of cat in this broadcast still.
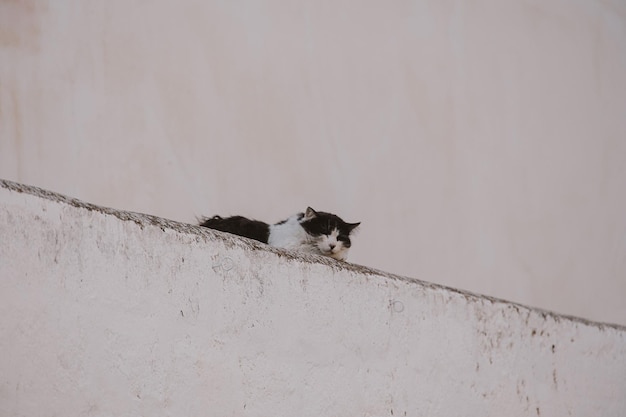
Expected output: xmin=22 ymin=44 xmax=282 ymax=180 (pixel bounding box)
xmin=199 ymin=207 xmax=360 ymax=261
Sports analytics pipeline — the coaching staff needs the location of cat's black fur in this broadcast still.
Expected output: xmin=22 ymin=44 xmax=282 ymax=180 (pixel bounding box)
xmin=199 ymin=215 xmax=270 ymax=243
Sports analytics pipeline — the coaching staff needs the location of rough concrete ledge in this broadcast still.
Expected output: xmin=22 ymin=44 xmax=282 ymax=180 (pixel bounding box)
xmin=1 ymin=179 xmax=621 ymax=330
xmin=1 ymin=178 xmax=625 ymax=416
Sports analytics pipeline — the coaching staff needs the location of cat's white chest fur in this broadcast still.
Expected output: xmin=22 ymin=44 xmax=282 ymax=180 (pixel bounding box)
xmin=267 ymin=214 xmax=311 ymax=251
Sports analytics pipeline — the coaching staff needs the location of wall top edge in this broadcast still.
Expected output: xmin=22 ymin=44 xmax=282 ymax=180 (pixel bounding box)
xmin=2 ymin=178 xmax=624 ymax=332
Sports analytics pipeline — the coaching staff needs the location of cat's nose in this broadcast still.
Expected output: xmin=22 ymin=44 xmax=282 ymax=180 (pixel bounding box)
xmin=329 ymin=243 xmax=336 ymax=250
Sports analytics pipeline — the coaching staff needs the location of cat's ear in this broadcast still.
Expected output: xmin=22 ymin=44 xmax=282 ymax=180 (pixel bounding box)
xmin=304 ymin=207 xmax=318 ymax=220
xmin=347 ymin=222 xmax=361 ymax=234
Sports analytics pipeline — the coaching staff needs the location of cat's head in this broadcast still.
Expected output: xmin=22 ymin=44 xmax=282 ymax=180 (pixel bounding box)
xmin=299 ymin=207 xmax=360 ymax=261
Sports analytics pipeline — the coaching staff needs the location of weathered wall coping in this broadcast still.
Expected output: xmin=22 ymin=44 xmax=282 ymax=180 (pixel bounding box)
xmin=2 ymin=178 xmax=623 ymax=330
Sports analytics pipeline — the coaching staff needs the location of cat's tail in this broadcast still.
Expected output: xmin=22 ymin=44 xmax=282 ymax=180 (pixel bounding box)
xmin=197 ymin=215 xmax=270 ymax=243
xmin=198 ymin=215 xmax=224 ymax=227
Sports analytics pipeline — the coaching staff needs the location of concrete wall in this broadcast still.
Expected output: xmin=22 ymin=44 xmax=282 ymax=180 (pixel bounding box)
xmin=1 ymin=0 xmax=626 ymax=326
xmin=1 ymin=179 xmax=625 ymax=416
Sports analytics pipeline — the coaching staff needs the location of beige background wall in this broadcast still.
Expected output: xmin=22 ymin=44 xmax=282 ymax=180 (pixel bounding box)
xmin=1 ymin=1 xmax=625 ymax=325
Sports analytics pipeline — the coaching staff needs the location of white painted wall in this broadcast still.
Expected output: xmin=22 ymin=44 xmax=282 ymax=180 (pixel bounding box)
xmin=1 ymin=1 xmax=625 ymax=326
xmin=1 ymin=180 xmax=625 ymax=416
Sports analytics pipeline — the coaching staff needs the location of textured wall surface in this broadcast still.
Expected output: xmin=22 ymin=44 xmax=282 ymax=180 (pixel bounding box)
xmin=1 ymin=179 xmax=625 ymax=416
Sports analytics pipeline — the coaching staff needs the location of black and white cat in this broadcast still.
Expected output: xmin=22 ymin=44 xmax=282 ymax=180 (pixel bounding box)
xmin=199 ymin=207 xmax=360 ymax=261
